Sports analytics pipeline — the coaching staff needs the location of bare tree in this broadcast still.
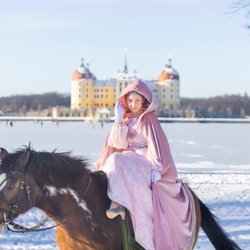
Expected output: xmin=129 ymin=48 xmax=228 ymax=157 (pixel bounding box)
xmin=230 ymin=0 xmax=250 ymax=28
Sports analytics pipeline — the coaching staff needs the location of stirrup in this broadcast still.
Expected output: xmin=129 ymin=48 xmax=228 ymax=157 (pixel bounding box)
xmin=106 ymin=206 xmax=126 ymax=220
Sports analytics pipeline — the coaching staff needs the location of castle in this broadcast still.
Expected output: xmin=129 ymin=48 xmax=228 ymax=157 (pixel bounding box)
xmin=71 ymin=56 xmax=181 ymax=118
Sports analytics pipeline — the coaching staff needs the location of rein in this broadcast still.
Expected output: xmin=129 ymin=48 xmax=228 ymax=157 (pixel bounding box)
xmin=3 ymin=169 xmax=92 ymax=233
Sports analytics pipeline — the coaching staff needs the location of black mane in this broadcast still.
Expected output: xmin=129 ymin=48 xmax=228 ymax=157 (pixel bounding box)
xmin=2 ymin=146 xmax=90 ymax=182
xmin=1 ymin=146 xmax=109 ymax=192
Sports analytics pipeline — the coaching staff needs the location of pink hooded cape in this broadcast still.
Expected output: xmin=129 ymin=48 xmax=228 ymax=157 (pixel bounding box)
xmin=94 ymin=80 xmax=196 ymax=250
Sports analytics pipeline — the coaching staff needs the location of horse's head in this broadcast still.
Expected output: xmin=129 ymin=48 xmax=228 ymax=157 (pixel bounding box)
xmin=0 ymin=147 xmax=36 ymax=230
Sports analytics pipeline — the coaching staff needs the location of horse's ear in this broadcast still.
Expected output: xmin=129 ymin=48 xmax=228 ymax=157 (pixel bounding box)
xmin=16 ymin=151 xmax=30 ymax=171
xmin=0 ymin=148 xmax=9 ymax=160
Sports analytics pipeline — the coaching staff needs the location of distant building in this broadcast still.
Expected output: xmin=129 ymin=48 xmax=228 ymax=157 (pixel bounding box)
xmin=157 ymin=58 xmax=181 ymax=116
xmin=96 ymin=107 xmax=111 ymax=122
xmin=71 ymin=56 xmax=181 ymax=117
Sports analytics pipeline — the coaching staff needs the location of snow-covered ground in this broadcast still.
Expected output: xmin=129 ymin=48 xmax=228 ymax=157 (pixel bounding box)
xmin=0 ymin=121 xmax=249 ymax=249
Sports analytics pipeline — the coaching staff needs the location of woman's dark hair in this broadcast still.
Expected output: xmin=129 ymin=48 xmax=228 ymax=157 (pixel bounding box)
xmin=125 ymin=91 xmax=150 ymax=110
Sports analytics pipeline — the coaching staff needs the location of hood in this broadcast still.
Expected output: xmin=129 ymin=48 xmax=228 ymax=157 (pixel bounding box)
xmin=118 ymin=79 xmax=159 ymax=127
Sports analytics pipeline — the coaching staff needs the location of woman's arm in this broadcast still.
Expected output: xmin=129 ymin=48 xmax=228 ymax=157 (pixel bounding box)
xmin=107 ymin=122 xmax=128 ymax=149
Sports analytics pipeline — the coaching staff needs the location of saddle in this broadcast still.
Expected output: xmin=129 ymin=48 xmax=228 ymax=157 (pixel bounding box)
xmin=121 ymin=209 xmax=144 ymax=250
xmin=92 ymin=171 xmax=144 ymax=250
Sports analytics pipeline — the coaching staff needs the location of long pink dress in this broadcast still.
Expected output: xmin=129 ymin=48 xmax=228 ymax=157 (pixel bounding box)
xmin=94 ymin=80 xmax=197 ymax=250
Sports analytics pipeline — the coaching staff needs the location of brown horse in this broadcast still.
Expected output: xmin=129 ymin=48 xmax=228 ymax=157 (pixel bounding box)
xmin=0 ymin=147 xmax=241 ymax=250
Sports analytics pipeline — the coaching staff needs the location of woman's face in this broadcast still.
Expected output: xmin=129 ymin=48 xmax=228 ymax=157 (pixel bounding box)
xmin=126 ymin=92 xmax=144 ymax=114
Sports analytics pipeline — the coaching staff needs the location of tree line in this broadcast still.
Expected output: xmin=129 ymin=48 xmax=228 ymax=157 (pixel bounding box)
xmin=0 ymin=92 xmax=70 ymax=114
xmin=0 ymin=92 xmax=249 ymax=117
xmin=181 ymin=93 xmax=250 ymax=118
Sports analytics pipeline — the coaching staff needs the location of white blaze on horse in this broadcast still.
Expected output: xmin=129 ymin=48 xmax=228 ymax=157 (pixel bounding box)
xmin=0 ymin=147 xmax=241 ymax=250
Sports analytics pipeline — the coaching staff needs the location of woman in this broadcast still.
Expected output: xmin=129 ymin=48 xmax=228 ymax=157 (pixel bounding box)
xmin=94 ymin=80 xmax=196 ymax=250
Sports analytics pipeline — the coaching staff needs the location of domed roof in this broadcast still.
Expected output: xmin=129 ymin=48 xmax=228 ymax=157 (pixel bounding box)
xmin=72 ymin=59 xmax=96 ymax=80
xmin=158 ymin=59 xmax=179 ymax=81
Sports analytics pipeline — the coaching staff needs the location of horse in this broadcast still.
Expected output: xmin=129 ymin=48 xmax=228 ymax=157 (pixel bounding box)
xmin=0 ymin=147 xmax=241 ymax=250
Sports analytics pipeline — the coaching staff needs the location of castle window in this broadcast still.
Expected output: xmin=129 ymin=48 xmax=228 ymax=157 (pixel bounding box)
xmin=86 ymin=94 xmax=88 ymax=98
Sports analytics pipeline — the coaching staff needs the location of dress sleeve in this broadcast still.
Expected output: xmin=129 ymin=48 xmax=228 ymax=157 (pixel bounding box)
xmin=107 ymin=122 xmax=128 ymax=149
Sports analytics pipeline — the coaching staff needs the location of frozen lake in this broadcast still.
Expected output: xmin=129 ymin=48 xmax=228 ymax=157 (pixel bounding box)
xmin=0 ymin=121 xmax=249 ymax=249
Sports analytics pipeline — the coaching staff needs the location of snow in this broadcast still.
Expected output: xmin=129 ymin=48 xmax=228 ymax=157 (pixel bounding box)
xmin=0 ymin=121 xmax=249 ymax=249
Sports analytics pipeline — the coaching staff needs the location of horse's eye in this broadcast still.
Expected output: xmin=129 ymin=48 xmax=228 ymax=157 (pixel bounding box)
xmin=7 ymin=184 xmax=15 ymax=191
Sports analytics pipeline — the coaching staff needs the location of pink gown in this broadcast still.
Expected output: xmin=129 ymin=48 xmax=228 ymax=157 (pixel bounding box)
xmin=102 ymin=117 xmax=155 ymax=249
xmin=94 ymin=80 xmax=197 ymax=250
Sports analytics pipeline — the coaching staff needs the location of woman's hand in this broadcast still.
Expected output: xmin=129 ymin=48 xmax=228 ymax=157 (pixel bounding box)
xmin=151 ymin=169 xmax=161 ymax=183
xmin=114 ymin=102 xmax=124 ymax=123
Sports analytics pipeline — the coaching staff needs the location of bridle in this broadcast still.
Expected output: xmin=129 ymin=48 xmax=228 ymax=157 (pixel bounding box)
xmin=0 ymin=170 xmax=33 ymax=225
xmin=0 ymin=158 xmax=92 ymax=234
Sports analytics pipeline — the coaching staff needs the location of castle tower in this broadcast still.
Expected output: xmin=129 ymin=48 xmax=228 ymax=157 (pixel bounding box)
xmin=157 ymin=57 xmax=180 ymax=116
xmin=71 ymin=58 xmax=96 ymax=110
xmin=113 ymin=50 xmax=139 ymax=99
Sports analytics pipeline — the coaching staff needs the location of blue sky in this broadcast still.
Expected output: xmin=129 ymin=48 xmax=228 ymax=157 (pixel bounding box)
xmin=0 ymin=0 xmax=249 ymax=98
